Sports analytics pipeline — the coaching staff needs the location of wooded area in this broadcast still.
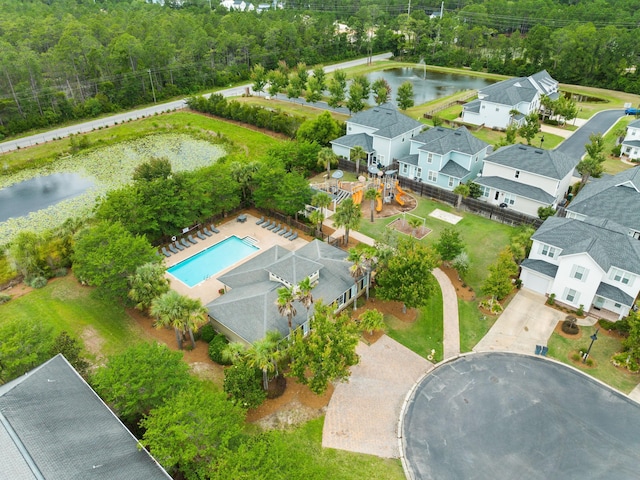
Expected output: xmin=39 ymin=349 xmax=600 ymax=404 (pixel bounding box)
xmin=1 ymin=0 xmax=639 ymax=139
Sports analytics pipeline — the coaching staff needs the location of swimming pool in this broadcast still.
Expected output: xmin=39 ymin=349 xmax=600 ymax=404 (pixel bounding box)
xmin=167 ymin=235 xmax=259 ymax=287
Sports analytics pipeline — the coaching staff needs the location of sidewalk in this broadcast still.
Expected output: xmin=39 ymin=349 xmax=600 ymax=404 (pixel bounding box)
xmin=432 ymin=268 xmax=460 ymax=359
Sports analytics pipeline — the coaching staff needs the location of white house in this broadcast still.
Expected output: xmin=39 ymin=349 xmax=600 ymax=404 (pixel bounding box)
xmin=397 ymin=126 xmax=491 ymax=191
xmin=220 ymin=0 xmax=255 ymax=11
xmin=331 ymin=103 xmax=423 ymax=169
xmin=621 ymin=119 xmax=640 ymax=161
xmin=475 ymin=144 xmax=575 ymax=217
xmin=565 ymin=167 xmax=640 ymax=239
xmin=462 ymin=70 xmax=559 ymax=129
xmin=520 ymin=217 xmax=640 ymax=319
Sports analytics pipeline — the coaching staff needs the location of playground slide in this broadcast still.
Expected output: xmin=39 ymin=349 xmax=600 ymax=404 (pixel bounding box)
xmin=395 ymin=181 xmax=406 ymax=206
xmin=352 ymin=189 xmax=363 ymax=205
xmin=376 ymin=187 xmax=383 ymax=212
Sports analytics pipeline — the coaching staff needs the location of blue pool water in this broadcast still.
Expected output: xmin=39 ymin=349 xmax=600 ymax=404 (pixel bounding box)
xmin=167 ymin=235 xmax=258 ymax=287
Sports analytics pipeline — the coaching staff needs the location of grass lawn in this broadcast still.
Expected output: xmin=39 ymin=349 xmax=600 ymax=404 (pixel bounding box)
xmin=234 ymin=96 xmax=349 ymax=123
xmin=0 ymin=276 xmax=145 ymax=359
xmin=458 ymin=299 xmax=498 ymax=353
xmin=278 ymin=417 xmax=404 ymax=479
xmin=382 ymin=281 xmax=444 ymax=362
xmin=547 ymin=325 xmax=640 ymax=394
xmin=358 ymin=197 xmax=514 ymax=292
xmin=601 ymin=116 xmax=638 ymax=175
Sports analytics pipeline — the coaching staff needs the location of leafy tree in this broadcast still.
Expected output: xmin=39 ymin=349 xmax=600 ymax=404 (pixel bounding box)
xmin=151 ymin=290 xmax=208 ymax=350
xmin=510 ymin=225 xmax=535 ymax=263
xmin=223 ymin=362 xmax=266 ymax=409
xmin=276 ymin=285 xmax=297 ymax=333
xmin=267 ymin=70 xmax=288 ymax=97
xmin=141 ymin=383 xmax=245 ymax=480
xmin=556 ymin=95 xmax=578 ymax=126
xmin=304 ymin=77 xmax=323 ymax=104
xmin=50 ymin=331 xmax=89 ymax=378
xmin=73 ymin=221 xmax=159 ymax=301
xmin=230 ymin=159 xmax=260 ymax=203
xmin=327 ymin=77 xmax=346 ymax=108
xmin=577 ymin=133 xmax=606 ymax=186
xmin=481 ymin=247 xmax=518 ymax=301
xmin=375 ymin=237 xmax=439 ymax=313
xmin=350 ymin=145 xmax=367 ymax=175
xmin=288 ymin=302 xmax=360 ymax=395
xmin=518 ymin=112 xmax=541 ymax=145
xmin=296 ymin=111 xmax=341 ymax=146
xmin=346 ymin=82 xmax=365 ymax=114
xmin=128 ymin=262 xmax=170 ymax=313
xmin=352 ymin=75 xmax=371 ymax=101
xmin=317 ymin=147 xmax=337 ymax=176
xmin=250 ymin=64 xmax=267 ymax=96
xmin=435 ymin=227 xmax=465 ymax=262
xmin=467 ymin=181 xmax=483 ymax=199
xmin=132 ymin=157 xmax=172 ymax=182
xmin=312 ymin=67 xmax=326 ymax=91
xmin=537 ymin=205 xmax=556 ymax=221
xmin=333 ymin=197 xmax=362 ymax=245
xmin=0 ymin=317 xmax=53 ymax=384
xmin=274 ymin=172 xmax=313 ymax=219
xmin=397 ymin=81 xmax=414 ymax=110
xmin=371 ymin=78 xmax=391 ymax=105
xmin=364 ymin=188 xmax=380 ymax=222
xmin=358 ymin=309 xmax=386 ymax=335
xmin=286 ymin=77 xmax=303 ymax=101
xmin=92 ymin=342 xmax=190 ymax=425
xmin=452 ymin=183 xmax=470 ymax=209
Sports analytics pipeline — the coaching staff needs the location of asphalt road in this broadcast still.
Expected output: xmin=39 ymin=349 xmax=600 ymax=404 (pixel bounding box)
xmin=402 ymin=352 xmax=640 ymax=480
xmin=555 ymin=109 xmax=625 ymax=160
xmin=0 ymin=53 xmax=392 ymax=154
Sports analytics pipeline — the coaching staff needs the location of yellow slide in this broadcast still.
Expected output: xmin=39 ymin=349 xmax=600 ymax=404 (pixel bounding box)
xmin=376 ymin=186 xmax=383 ymax=212
xmin=395 ymin=181 xmax=406 ymax=206
xmin=352 ymin=189 xmax=363 ymax=205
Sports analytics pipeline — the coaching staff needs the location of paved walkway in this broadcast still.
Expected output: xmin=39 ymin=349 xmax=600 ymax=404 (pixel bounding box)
xmin=322 ymin=335 xmax=433 ymax=458
xmin=433 ymin=268 xmax=460 ymax=359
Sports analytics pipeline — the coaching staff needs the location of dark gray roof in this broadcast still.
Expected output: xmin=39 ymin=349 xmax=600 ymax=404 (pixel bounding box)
xmin=622 ymin=139 xmax=640 ymax=148
xmin=268 ymin=255 xmax=323 ymax=284
xmin=462 ymin=99 xmax=481 ymax=113
xmin=413 ymin=126 xmax=489 ymax=156
xmin=398 ymin=154 xmax=419 ymax=166
xmin=520 ymin=259 xmax=559 ymax=278
xmin=532 ymin=217 xmax=640 ymax=275
xmin=440 ymin=160 xmax=470 ymax=179
xmin=596 ymin=282 xmax=634 ymax=306
xmin=207 ymin=240 xmax=356 ymax=344
xmin=628 ymin=119 xmax=640 ymax=128
xmin=475 ymin=176 xmax=555 ymax=204
xmin=485 ymin=144 xmax=576 ymax=179
xmin=529 ymin=70 xmax=558 ymax=95
xmin=330 ymin=132 xmax=374 ymax=152
xmin=348 ymin=103 xmax=422 ymax=139
xmin=479 ymin=76 xmax=538 ymax=106
xmin=0 ymin=355 xmax=171 ymax=480
xmin=566 ymin=168 xmax=640 ymax=231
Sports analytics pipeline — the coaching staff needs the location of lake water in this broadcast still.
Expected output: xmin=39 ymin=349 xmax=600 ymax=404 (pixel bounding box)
xmin=365 ymin=67 xmax=495 ymax=105
xmin=0 ymin=173 xmax=94 ymax=222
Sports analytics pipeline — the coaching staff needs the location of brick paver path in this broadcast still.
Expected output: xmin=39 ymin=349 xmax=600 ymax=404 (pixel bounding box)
xmin=322 ymin=335 xmax=433 ymax=458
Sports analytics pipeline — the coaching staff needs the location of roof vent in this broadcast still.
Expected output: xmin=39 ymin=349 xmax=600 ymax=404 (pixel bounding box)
xmin=518 ymin=146 xmax=526 ymax=150
xmin=535 ymin=150 xmax=543 ymax=154
xmin=454 ymin=132 xmax=461 ymax=136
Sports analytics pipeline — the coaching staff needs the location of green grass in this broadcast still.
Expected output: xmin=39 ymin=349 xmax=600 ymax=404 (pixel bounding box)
xmin=383 ymin=281 xmax=444 ymax=362
xmin=234 ymin=96 xmax=349 ymax=123
xmin=358 ymin=197 xmax=514 ymax=292
xmin=601 ymin=116 xmax=637 ymax=175
xmin=0 ymin=276 xmax=145 ymax=358
xmin=458 ymin=299 xmax=498 ymax=353
xmin=547 ymin=325 xmax=640 ymax=394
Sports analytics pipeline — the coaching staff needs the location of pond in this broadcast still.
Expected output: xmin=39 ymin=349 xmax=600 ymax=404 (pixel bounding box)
xmin=365 ymin=67 xmax=495 ymax=105
xmin=0 ymin=173 xmax=94 ymax=223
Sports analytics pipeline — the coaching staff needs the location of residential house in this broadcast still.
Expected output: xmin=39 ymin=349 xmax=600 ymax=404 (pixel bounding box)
xmin=462 ymin=70 xmax=559 ymax=129
xmin=621 ymin=119 xmax=640 ymax=161
xmin=0 ymin=354 xmax=171 ymax=480
xmin=331 ymin=103 xmax=423 ymax=169
xmin=206 ymin=240 xmax=367 ymax=345
xmin=397 ymin=125 xmax=490 ymax=190
xmin=475 ymin=144 xmax=575 ymax=217
xmin=565 ymin=167 xmax=640 ymax=239
xmin=520 ymin=217 xmax=640 ymax=319
xmin=220 ymin=0 xmax=254 ymax=11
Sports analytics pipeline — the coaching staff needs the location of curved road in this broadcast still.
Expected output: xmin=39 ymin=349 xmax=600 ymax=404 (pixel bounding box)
xmin=0 ymin=53 xmax=392 ymax=154
xmin=554 ymin=109 xmax=625 ymax=160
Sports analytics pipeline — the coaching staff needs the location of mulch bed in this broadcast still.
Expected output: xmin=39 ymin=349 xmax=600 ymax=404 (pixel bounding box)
xmin=387 ymin=217 xmax=431 ymax=239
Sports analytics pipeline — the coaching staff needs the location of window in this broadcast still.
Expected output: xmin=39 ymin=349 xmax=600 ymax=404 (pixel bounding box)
xmin=565 ymin=288 xmax=579 ymax=303
xmin=540 ymin=244 xmax=557 ymax=258
xmin=427 ymin=153 xmax=433 ymax=164
xmin=614 ymin=302 xmax=622 ymax=308
xmin=428 ymin=170 xmax=437 ymax=182
xmin=515 ymin=170 xmax=520 ymax=179
xmin=416 ymin=167 xmax=422 ymax=178
xmin=572 ymin=265 xmax=588 ymax=281
xmin=610 ymin=267 xmax=633 ymax=285
xmin=402 ymin=164 xmax=408 ymax=175
xmin=448 ymin=177 xmax=455 ymax=187
xmin=503 ymin=193 xmax=516 ymax=205
xmin=480 ymin=185 xmax=490 ymax=198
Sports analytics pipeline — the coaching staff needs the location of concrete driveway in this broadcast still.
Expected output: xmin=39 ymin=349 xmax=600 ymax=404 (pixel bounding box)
xmin=474 ymin=288 xmax=565 ymax=355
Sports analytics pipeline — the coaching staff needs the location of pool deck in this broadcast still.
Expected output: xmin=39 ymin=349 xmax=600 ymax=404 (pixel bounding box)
xmin=163 ymin=213 xmax=307 ymax=305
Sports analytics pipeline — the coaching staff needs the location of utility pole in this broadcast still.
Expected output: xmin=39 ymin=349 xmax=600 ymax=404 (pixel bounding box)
xmin=148 ymin=69 xmax=157 ymax=104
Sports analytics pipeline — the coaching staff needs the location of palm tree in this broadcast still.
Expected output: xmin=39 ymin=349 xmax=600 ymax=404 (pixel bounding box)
xmin=309 ymin=209 xmax=325 ymax=235
xmin=150 ymin=290 xmax=208 ymax=349
xmin=350 ymin=146 xmax=367 ymax=176
xmin=452 ymin=183 xmax=470 ymax=209
xmin=311 ymin=192 xmax=332 ymax=234
xmin=347 ymin=249 xmax=366 ymax=311
xmin=296 ymin=277 xmax=315 ymax=323
xmin=221 ymin=342 xmax=246 ymax=365
xmin=317 ymin=147 xmax=337 ymax=177
xmin=276 ymin=285 xmax=297 ymax=334
xmin=246 ymin=331 xmax=282 ymax=390
xmin=128 ymin=262 xmax=170 ymax=313
xmin=364 ymin=188 xmax=380 ymax=222
xmin=333 ymin=198 xmax=362 ymax=245
xmin=408 ymin=217 xmax=422 ymax=238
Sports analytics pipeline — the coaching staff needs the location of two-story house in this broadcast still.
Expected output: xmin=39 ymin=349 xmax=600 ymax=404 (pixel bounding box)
xmin=462 ymin=70 xmax=559 ymax=129
xmin=520 ymin=217 xmax=640 ymax=319
xmin=206 ymin=240 xmax=367 ymax=345
xmin=475 ymin=144 xmax=575 ymax=217
xmin=565 ymin=168 xmax=640 ymax=239
xmin=621 ymin=119 xmax=640 ymax=161
xmin=397 ymin=126 xmax=491 ymax=191
xmin=331 ymin=103 xmax=423 ymax=168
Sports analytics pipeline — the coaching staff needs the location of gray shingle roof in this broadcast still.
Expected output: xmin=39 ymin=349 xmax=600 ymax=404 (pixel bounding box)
xmin=207 ymin=240 xmax=356 ymax=344
xmin=462 ymin=99 xmax=481 ymax=113
xmin=532 ymin=217 xmax=640 ymax=275
xmin=479 ymin=77 xmax=538 ymax=106
xmin=622 ymin=139 xmax=640 ymax=148
xmin=475 ymin=175 xmax=555 ymax=204
xmin=485 ymin=143 xmax=577 ymax=179
xmin=330 ymin=133 xmax=374 ymax=152
xmin=596 ymin=282 xmax=634 ymax=306
xmin=566 ymin=168 xmax=640 ymax=231
xmin=629 ymin=119 xmax=640 ymax=128
xmin=398 ymin=154 xmax=419 ymax=166
xmin=413 ymin=126 xmax=489 ymax=156
xmin=520 ymin=258 xmax=559 ymax=278
xmin=440 ymin=160 xmax=470 ymax=178
xmin=0 ymin=355 xmax=171 ymax=480
xmin=348 ymin=103 xmax=422 ymax=139
xmin=268 ymin=255 xmax=323 ymax=284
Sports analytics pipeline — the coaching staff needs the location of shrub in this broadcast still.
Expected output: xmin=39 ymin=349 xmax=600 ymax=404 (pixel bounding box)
xmin=223 ymin=362 xmax=266 ymax=409
xmin=199 ymin=324 xmax=217 ymax=343
xmin=612 ymin=352 xmax=640 ymax=372
xmin=611 ymin=144 xmax=622 ymax=156
xmin=546 ymin=293 xmax=556 ymax=305
xmin=208 ymin=334 xmax=231 ymax=365
xmin=27 ymin=276 xmax=48 ymax=289
xmin=54 ymin=268 xmax=68 ymax=278
xmin=0 ymin=294 xmax=12 ymax=304
xmin=562 ymin=316 xmax=580 ymax=335
xmin=576 ymin=304 xmax=584 ymax=316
